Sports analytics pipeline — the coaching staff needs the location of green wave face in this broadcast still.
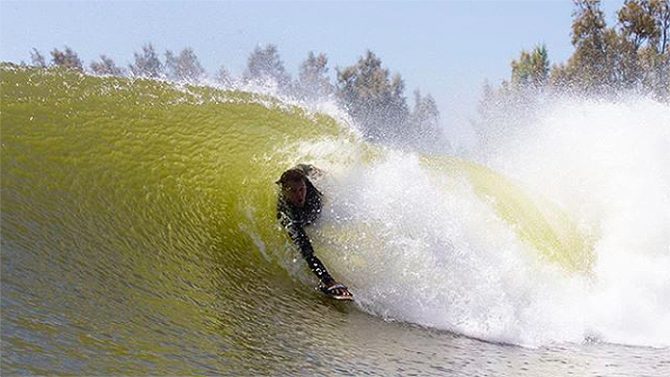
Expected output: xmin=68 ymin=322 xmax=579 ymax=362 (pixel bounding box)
xmin=1 ymin=64 xmax=351 ymax=262
xmin=1 ymin=65 xmax=595 ymax=373
xmin=421 ymin=156 xmax=594 ymax=273
xmin=1 ymin=65 xmax=359 ymax=374
xmin=1 ymin=65 xmax=591 ymax=280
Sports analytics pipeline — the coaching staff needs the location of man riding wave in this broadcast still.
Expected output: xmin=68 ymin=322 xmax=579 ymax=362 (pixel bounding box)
xmin=276 ymin=164 xmax=353 ymax=300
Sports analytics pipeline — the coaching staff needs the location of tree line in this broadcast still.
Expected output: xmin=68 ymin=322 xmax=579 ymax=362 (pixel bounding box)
xmin=501 ymin=0 xmax=668 ymax=98
xmin=26 ymin=44 xmax=442 ymax=151
xmin=26 ymin=1 xmax=662 ymax=151
xmin=476 ymin=0 xmax=669 ymax=149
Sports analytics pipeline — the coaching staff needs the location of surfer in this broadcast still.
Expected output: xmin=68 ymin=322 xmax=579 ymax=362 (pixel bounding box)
xmin=276 ymin=164 xmax=353 ymax=300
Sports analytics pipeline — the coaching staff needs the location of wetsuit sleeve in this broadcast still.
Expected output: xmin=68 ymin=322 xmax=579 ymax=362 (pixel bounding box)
xmin=278 ymin=213 xmax=334 ymax=285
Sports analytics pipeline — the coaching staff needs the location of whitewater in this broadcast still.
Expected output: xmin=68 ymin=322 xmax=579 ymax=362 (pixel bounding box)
xmin=1 ymin=65 xmax=668 ymax=375
xmin=277 ymin=95 xmax=670 ymax=348
xmin=480 ymin=97 xmax=670 ymax=347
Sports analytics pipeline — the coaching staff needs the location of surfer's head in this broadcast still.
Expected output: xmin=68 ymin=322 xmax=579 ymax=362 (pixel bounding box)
xmin=277 ymin=169 xmax=307 ymax=207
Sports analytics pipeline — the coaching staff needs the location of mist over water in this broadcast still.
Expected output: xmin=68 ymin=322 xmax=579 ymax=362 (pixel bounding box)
xmin=477 ymin=96 xmax=670 ymax=347
xmin=435 ymin=95 xmax=668 ymax=345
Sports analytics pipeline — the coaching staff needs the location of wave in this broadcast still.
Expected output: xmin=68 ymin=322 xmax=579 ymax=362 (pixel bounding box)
xmin=2 ymin=65 xmax=667 ymax=348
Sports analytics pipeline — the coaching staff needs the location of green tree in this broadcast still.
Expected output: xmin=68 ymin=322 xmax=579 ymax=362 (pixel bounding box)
xmin=548 ymin=0 xmax=647 ymax=93
xmin=478 ymin=0 xmax=670 ymax=152
xmin=50 ymin=46 xmax=83 ymax=72
xmin=618 ymin=0 xmax=659 ymax=50
xmin=565 ymin=0 xmax=613 ymax=92
xmin=635 ymin=0 xmax=670 ymax=99
xmin=563 ymin=0 xmax=670 ymax=94
xmin=165 ymin=47 xmax=205 ymax=83
xmin=511 ymin=45 xmax=550 ymax=90
xmin=297 ymin=51 xmax=333 ymax=100
xmin=651 ymin=0 xmax=670 ymax=52
xmin=336 ymin=50 xmax=409 ymax=141
xmin=129 ymin=44 xmax=163 ymax=78
xmin=243 ymin=44 xmax=291 ymax=91
xmin=90 ymin=55 xmax=124 ymax=76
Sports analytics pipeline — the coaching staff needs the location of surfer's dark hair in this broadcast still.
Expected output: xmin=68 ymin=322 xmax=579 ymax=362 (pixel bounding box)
xmin=276 ymin=169 xmax=306 ymax=186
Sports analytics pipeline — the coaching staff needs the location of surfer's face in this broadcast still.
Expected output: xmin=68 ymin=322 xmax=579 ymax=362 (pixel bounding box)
xmin=285 ymin=180 xmax=307 ymax=207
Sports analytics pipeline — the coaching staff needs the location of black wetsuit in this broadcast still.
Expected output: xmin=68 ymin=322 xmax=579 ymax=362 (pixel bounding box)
xmin=277 ymin=168 xmax=333 ymax=285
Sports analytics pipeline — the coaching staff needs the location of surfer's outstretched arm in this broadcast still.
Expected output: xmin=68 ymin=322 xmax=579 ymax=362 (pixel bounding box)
xmin=280 ymin=217 xmax=352 ymax=299
xmin=280 ymin=217 xmax=334 ymax=285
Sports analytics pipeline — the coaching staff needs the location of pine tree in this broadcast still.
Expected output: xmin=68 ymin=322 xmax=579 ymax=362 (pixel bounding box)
xmin=566 ymin=0 xmax=613 ymax=93
xmin=243 ymin=44 xmax=291 ymax=92
xmin=90 ymin=55 xmax=124 ymax=76
xmin=50 ymin=46 xmax=83 ymax=72
xmin=297 ymin=51 xmax=333 ymax=100
xmin=631 ymin=0 xmax=670 ymax=99
xmin=165 ymin=48 xmax=205 ymax=83
xmin=336 ymin=50 xmax=409 ymax=142
xmin=511 ymin=45 xmax=550 ymax=90
xmin=129 ymin=44 xmax=163 ymax=78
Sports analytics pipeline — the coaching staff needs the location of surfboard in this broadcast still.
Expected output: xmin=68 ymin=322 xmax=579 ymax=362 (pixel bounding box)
xmin=325 ymin=292 xmax=354 ymax=301
xmin=319 ymin=284 xmax=354 ymax=301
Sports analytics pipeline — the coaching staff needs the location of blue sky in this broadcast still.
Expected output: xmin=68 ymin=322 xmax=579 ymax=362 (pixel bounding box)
xmin=0 ymin=0 xmax=625 ymax=141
